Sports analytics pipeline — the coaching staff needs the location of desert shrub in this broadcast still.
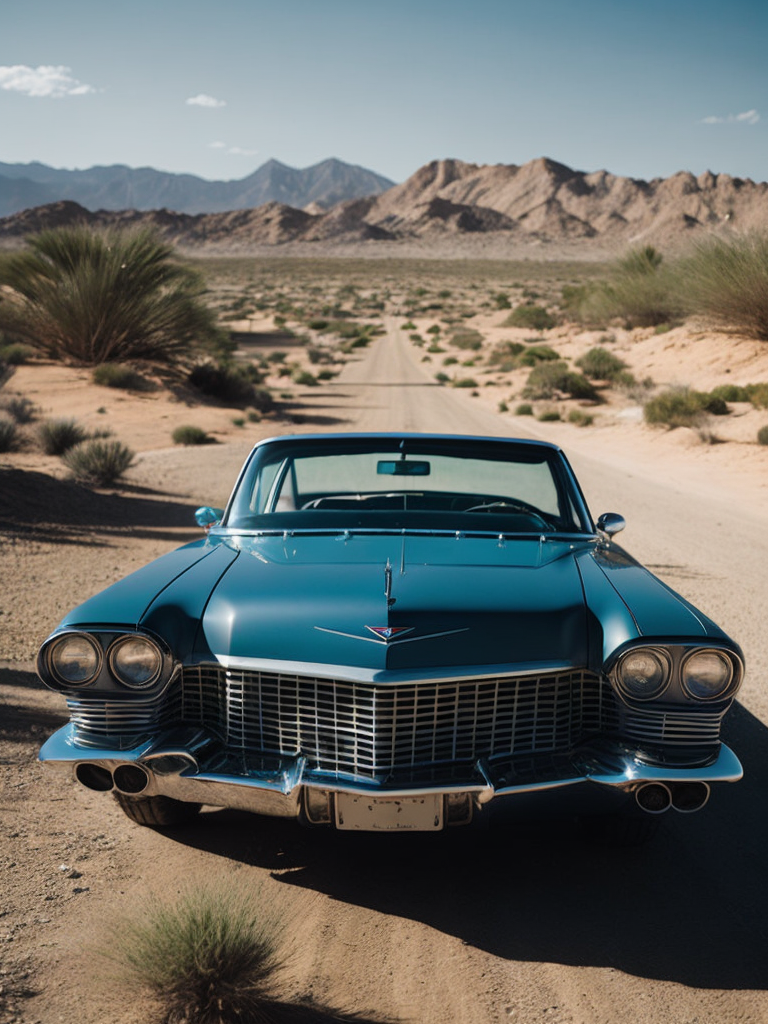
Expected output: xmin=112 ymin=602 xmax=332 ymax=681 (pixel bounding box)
xmin=568 ymin=409 xmax=594 ymax=427
xmin=307 ymin=318 xmax=329 ymax=330
xmin=578 ymin=246 xmax=679 ymax=327
xmin=498 ymin=400 xmax=509 ymax=412
xmin=426 ymin=324 xmax=441 ymax=335
xmin=188 ymin=362 xmax=258 ymax=405
xmin=292 ymin=369 xmax=318 ymax=386
xmin=316 ymin=369 xmax=337 ymax=381
xmin=757 ymin=425 xmax=768 ymax=446
xmin=92 ymin=363 xmax=147 ymax=390
xmin=434 ymin=372 xmax=450 ymax=384
xmin=575 ymin=346 xmax=628 ymax=381
xmin=523 ymin=361 xmax=599 ymax=401
xmin=504 ymin=305 xmax=557 ymax=331
xmin=63 ymin=439 xmax=134 ymax=486
xmin=0 ymin=360 xmax=12 ymax=390
xmin=0 ymin=226 xmax=221 ymax=365
xmin=0 ymin=417 xmax=19 ymax=452
xmin=488 ymin=340 xmax=525 ymax=365
xmin=537 ymin=409 xmax=561 ymax=422
xmin=518 ymin=345 xmax=560 ymax=367
xmin=746 ymin=383 xmax=768 ymax=409
xmin=107 ymin=884 xmax=282 ymax=1024
xmin=494 ymin=293 xmax=512 ymax=309
xmin=172 ymin=425 xmax=215 ymax=446
xmin=1 ymin=395 xmax=36 ymax=423
xmin=452 ymin=377 xmax=479 ymax=388
xmin=427 ymin=344 xmax=444 ymax=353
xmin=450 ymin=329 xmax=483 ymax=350
xmin=39 ymin=417 xmax=87 ymax=455
xmin=0 ymin=342 xmax=34 ymax=365
xmin=676 ymin=233 xmax=768 ymax=340
xmin=643 ymin=387 xmax=713 ymax=428
xmin=409 ymin=333 xmax=424 ymax=345
xmin=401 ymin=320 xmax=416 ymax=330
xmin=710 ymin=383 xmax=750 ymax=402
xmin=515 ymin=403 xmax=534 ymax=416
xmin=443 ymin=356 xmax=458 ymax=366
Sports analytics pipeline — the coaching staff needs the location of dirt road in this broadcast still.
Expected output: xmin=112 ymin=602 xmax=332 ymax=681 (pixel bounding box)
xmin=3 ymin=322 xmax=768 ymax=1024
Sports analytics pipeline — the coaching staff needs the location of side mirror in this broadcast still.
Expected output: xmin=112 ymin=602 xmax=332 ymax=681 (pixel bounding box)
xmin=596 ymin=512 xmax=626 ymax=537
xmin=195 ymin=506 xmax=224 ymax=531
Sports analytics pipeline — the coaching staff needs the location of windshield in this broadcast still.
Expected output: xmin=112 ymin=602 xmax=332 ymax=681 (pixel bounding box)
xmin=226 ymin=436 xmax=591 ymax=534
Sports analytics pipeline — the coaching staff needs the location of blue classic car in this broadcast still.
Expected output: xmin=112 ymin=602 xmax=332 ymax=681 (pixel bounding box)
xmin=37 ymin=433 xmax=744 ymax=840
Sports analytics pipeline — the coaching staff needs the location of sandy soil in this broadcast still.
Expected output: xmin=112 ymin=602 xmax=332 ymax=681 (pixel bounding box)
xmin=2 ymin=320 xmax=768 ymax=1024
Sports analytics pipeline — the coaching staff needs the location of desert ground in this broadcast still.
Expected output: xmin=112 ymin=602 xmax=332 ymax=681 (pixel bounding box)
xmin=2 ymin=258 xmax=768 ymax=1024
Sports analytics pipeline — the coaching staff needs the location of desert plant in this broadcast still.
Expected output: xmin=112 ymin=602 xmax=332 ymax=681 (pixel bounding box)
xmin=537 ymin=409 xmax=561 ymax=422
xmin=92 ymin=363 xmax=148 ymax=390
xmin=0 ymin=416 xmax=19 ymax=452
xmin=518 ymin=344 xmax=560 ymax=367
xmin=575 ymin=346 xmax=628 ymax=381
xmin=107 ymin=884 xmax=283 ymax=1024
xmin=504 ymin=304 xmax=557 ymax=331
xmin=498 ymin=400 xmax=509 ymax=412
xmin=0 ymin=395 xmax=36 ymax=423
xmin=0 ymin=342 xmax=34 ymax=365
xmin=172 ymin=425 xmax=215 ymax=446
xmin=515 ymin=403 xmax=534 ymax=416
xmin=568 ymin=409 xmax=594 ymax=427
xmin=757 ymin=425 xmax=768 ymax=446
xmin=188 ymin=362 xmax=259 ymax=405
xmin=488 ymin=340 xmax=525 ymax=366
xmin=62 ymin=439 xmax=134 ymax=486
xmin=39 ymin=417 xmax=87 ymax=455
xmin=434 ymin=372 xmax=450 ymax=383
xmin=0 ymin=226 xmax=222 ymax=366
xmin=677 ymin=233 xmax=768 ymax=340
xmin=292 ymin=369 xmax=318 ymax=386
xmin=710 ymin=383 xmax=750 ymax=403
xmin=452 ymin=377 xmax=479 ymax=388
xmin=746 ymin=382 xmax=768 ymax=409
xmin=577 ymin=247 xmax=679 ymax=327
xmin=449 ymin=328 xmax=483 ymax=350
xmin=523 ymin=361 xmax=599 ymax=401
xmin=643 ymin=387 xmax=712 ymax=428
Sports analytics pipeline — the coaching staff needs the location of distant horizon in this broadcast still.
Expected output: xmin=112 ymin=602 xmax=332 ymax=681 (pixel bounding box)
xmin=2 ymin=153 xmax=766 ymax=187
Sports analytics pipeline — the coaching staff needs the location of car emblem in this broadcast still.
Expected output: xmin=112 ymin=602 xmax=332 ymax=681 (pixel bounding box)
xmin=366 ymin=626 xmax=414 ymax=642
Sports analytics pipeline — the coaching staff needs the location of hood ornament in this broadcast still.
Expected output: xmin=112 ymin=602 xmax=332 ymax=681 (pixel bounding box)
xmin=384 ymin=559 xmax=395 ymax=608
xmin=366 ymin=625 xmax=414 ymax=642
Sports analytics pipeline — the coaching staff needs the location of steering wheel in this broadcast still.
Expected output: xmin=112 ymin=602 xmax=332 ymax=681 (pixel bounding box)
xmin=464 ymin=500 xmax=552 ymax=529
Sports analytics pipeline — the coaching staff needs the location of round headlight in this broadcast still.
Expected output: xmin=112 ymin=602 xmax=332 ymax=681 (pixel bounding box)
xmin=682 ymin=649 xmax=734 ymax=700
xmin=109 ymin=635 xmax=163 ymax=689
xmin=49 ymin=633 xmax=101 ymax=686
xmin=615 ymin=647 xmax=670 ymax=701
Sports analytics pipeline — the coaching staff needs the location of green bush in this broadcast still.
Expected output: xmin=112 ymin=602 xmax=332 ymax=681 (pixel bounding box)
xmin=537 ymin=409 xmax=561 ymax=422
xmin=435 ymin=372 xmax=450 ymax=384
xmin=188 ymin=362 xmax=258 ymax=405
xmin=643 ymin=388 xmax=713 ymax=428
xmin=757 ymin=425 xmax=768 ymax=446
xmin=39 ymin=417 xmax=87 ymax=455
xmin=1 ymin=395 xmax=36 ymax=423
xmin=0 ymin=417 xmax=19 ymax=452
xmin=518 ymin=345 xmax=560 ymax=367
xmin=498 ymin=400 xmax=509 ymax=412
xmin=504 ymin=305 xmax=557 ymax=331
xmin=577 ymin=246 xmax=679 ymax=327
xmin=172 ymin=425 xmax=215 ymax=446
xmin=710 ymin=383 xmax=749 ymax=402
xmin=0 ymin=343 xmax=34 ymax=365
xmin=575 ymin=346 xmax=628 ymax=381
xmin=0 ymin=226 xmax=221 ymax=365
xmin=92 ymin=363 xmax=148 ymax=390
xmin=677 ymin=233 xmax=768 ymax=340
xmin=746 ymin=383 xmax=768 ymax=409
xmin=452 ymin=377 xmax=479 ymax=388
xmin=292 ymin=369 xmax=318 ymax=386
xmin=107 ymin=884 xmax=282 ymax=1024
xmin=523 ymin=361 xmax=599 ymax=401
xmin=515 ymin=403 xmax=534 ymax=416
xmin=449 ymin=329 xmax=483 ymax=350
xmin=488 ymin=340 xmax=525 ymax=366
xmin=62 ymin=439 xmax=134 ymax=486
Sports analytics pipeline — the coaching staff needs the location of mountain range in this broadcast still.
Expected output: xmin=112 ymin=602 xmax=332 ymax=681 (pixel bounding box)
xmin=1 ymin=157 xmax=766 ymax=254
xmin=0 ymin=158 xmax=395 ymax=217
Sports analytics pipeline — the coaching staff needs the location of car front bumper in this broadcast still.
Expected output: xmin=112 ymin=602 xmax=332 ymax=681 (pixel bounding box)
xmin=39 ymin=723 xmax=743 ymax=828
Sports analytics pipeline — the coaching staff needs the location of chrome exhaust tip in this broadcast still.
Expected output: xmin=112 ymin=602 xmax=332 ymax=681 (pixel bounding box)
xmin=113 ymin=763 xmax=150 ymax=795
xmin=635 ymin=782 xmax=672 ymax=814
xmin=75 ymin=762 xmax=114 ymax=792
xmin=670 ymin=781 xmax=710 ymax=813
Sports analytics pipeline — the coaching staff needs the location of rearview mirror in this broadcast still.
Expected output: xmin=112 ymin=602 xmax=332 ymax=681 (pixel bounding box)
xmin=377 ymin=460 xmax=431 ymax=477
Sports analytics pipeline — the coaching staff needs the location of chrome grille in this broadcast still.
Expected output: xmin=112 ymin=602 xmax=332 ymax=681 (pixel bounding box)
xmin=67 ymin=688 xmax=181 ymax=750
xmin=620 ymin=706 xmax=726 ymax=748
xmin=180 ymin=666 xmax=616 ymax=780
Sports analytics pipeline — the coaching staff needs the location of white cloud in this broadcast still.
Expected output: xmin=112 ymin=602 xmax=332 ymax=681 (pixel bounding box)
xmin=208 ymin=141 xmax=259 ymax=156
xmin=187 ymin=93 xmax=226 ymax=108
xmin=701 ymin=109 xmax=760 ymax=125
xmin=0 ymin=64 xmax=96 ymax=98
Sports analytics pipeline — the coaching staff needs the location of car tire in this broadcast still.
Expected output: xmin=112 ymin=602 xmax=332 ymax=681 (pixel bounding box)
xmin=114 ymin=793 xmax=201 ymax=827
xmin=578 ymin=812 xmax=661 ymax=847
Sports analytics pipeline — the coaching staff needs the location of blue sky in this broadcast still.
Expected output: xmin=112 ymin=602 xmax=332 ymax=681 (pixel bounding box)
xmin=2 ymin=0 xmax=766 ymax=183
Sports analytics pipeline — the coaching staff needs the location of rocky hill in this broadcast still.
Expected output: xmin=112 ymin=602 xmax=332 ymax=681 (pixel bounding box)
xmin=0 ymin=158 xmax=395 ymax=217
xmin=1 ymin=157 xmax=766 ymax=255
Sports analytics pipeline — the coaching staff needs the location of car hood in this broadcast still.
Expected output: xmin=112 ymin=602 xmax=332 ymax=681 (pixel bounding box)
xmin=195 ymin=533 xmax=591 ymax=671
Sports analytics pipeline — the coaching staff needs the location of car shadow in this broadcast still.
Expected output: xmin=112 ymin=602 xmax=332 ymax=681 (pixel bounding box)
xmin=166 ymin=700 xmax=768 ymax=991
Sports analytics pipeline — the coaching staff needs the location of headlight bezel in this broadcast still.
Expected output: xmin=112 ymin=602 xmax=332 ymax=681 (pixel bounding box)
xmin=681 ymin=648 xmax=736 ymax=702
xmin=46 ymin=632 xmax=103 ymax=688
xmin=108 ymin=634 xmax=165 ymax=690
xmin=613 ymin=646 xmax=672 ymax=702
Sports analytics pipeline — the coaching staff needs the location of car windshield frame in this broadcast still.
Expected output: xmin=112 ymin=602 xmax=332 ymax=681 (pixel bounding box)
xmin=223 ymin=434 xmax=594 ymax=535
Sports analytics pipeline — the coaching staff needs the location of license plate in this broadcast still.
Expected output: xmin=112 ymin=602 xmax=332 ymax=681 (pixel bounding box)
xmin=335 ymin=793 xmax=443 ymax=831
